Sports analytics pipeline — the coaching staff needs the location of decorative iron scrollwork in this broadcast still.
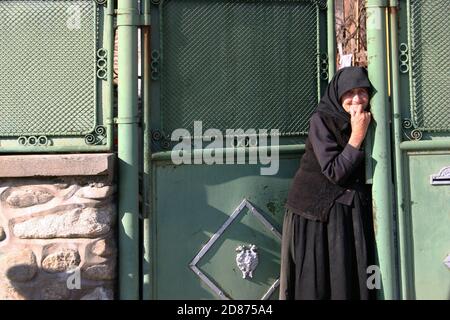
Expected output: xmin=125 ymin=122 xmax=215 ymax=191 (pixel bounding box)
xmin=235 ymin=244 xmax=259 ymax=279
xmin=152 ymin=129 xmax=162 ymax=141
xmin=399 ymin=43 xmax=409 ymax=74
xmin=161 ymin=139 xmax=171 ymax=150
xmin=402 ymin=118 xmax=423 ymax=141
xmin=17 ymin=135 xmax=50 ymax=147
xmin=151 ymin=129 xmax=172 ymax=150
xmin=320 ymin=53 xmax=329 ymax=80
xmin=410 ymin=129 xmax=423 ymax=140
xmin=229 ymin=136 xmax=258 ymax=148
xmin=84 ymin=125 xmax=107 ymax=145
xmin=97 ymin=48 xmax=108 ymax=80
xmin=151 ymin=50 xmax=160 ymax=80
xmin=402 ymin=118 xmax=412 ymax=129
xmin=94 ymin=125 xmax=106 ymax=136
xmin=84 ymin=134 xmax=96 ymax=145
xmin=38 ymin=136 xmax=48 ymax=146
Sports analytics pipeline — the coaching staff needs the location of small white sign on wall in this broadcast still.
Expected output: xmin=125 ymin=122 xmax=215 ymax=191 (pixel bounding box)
xmin=340 ymin=54 xmax=353 ymax=68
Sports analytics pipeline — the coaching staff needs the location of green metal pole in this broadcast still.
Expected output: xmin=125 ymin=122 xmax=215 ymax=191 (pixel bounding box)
xmin=366 ymin=0 xmax=398 ymax=300
xmin=117 ymin=0 xmax=140 ymax=300
xmin=103 ymin=0 xmax=114 ymax=149
xmin=388 ymin=3 xmax=414 ymax=300
xmin=327 ymin=0 xmax=336 ymax=78
xmin=142 ymin=0 xmax=152 ymax=301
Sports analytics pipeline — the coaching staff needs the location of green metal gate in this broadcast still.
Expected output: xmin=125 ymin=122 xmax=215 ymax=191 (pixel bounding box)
xmin=388 ymin=0 xmax=450 ymax=300
xmin=142 ymin=0 xmax=332 ymax=299
xmin=365 ymin=0 xmax=450 ymax=300
xmin=2 ymin=0 xmax=448 ymax=301
xmin=0 ymin=0 xmax=114 ymax=152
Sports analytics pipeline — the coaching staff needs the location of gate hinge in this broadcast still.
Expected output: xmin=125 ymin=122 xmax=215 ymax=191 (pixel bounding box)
xmin=115 ymin=8 xmax=151 ymax=27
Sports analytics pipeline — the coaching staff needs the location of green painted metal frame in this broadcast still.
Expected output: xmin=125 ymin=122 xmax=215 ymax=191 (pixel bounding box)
xmin=366 ymin=0 xmax=398 ymax=300
xmin=399 ymin=140 xmax=450 ymax=151
xmin=0 ymin=0 xmax=114 ymax=153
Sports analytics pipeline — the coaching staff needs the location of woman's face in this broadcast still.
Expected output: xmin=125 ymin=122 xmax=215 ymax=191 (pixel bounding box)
xmin=340 ymin=87 xmax=369 ymax=113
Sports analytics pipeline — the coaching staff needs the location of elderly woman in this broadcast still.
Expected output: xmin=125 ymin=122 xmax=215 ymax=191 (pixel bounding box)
xmin=280 ymin=67 xmax=376 ymax=300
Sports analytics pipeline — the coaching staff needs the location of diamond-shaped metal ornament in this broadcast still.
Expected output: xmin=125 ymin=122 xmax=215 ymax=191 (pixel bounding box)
xmin=189 ymin=199 xmax=282 ymax=300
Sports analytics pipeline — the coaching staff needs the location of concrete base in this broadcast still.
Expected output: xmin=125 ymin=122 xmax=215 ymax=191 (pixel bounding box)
xmin=0 ymin=154 xmax=115 ymax=178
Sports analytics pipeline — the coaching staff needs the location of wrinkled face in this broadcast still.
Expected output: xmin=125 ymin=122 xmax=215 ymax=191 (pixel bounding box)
xmin=340 ymin=87 xmax=369 ymax=113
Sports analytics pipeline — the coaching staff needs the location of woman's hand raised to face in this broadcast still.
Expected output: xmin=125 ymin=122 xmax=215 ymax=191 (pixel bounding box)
xmin=340 ymin=87 xmax=371 ymax=150
xmin=348 ymin=104 xmax=371 ymax=150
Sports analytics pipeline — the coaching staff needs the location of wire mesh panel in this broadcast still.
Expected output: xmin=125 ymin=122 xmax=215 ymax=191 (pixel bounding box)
xmin=159 ymin=0 xmax=325 ymax=137
xmin=409 ymin=0 xmax=450 ymax=131
xmin=0 ymin=0 xmax=112 ymax=151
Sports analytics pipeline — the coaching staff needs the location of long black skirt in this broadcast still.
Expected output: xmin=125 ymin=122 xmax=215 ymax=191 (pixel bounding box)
xmin=279 ymin=194 xmax=376 ymax=300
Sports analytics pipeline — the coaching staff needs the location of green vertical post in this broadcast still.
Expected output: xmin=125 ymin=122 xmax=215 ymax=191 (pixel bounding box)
xmin=327 ymin=0 xmax=336 ymax=78
xmin=142 ymin=0 xmax=152 ymax=300
xmin=388 ymin=1 xmax=414 ymax=300
xmin=103 ymin=0 xmax=114 ymax=148
xmin=366 ymin=0 xmax=398 ymax=300
xmin=117 ymin=0 xmax=140 ymax=300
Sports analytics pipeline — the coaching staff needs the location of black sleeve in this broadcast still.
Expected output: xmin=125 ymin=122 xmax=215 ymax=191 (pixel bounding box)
xmin=308 ymin=113 xmax=364 ymax=185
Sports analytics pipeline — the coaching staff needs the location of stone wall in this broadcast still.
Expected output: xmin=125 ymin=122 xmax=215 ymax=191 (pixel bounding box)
xmin=0 ymin=154 xmax=116 ymax=300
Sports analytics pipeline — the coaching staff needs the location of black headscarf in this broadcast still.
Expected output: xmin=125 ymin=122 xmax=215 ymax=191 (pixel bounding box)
xmin=315 ymin=66 xmax=373 ymax=123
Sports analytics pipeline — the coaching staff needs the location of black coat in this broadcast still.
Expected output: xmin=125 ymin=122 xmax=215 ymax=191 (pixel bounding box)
xmin=285 ymin=110 xmax=369 ymax=222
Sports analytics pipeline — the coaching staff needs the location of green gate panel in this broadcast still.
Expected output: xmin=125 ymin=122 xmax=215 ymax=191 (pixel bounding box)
xmin=402 ymin=0 xmax=450 ymax=132
xmin=151 ymin=156 xmax=300 ymax=299
xmin=150 ymin=0 xmax=328 ymax=149
xmin=406 ymin=154 xmax=450 ymax=300
xmin=148 ymin=0 xmax=332 ymax=299
xmin=0 ymin=0 xmax=113 ymax=152
xmin=393 ymin=0 xmax=450 ymax=300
